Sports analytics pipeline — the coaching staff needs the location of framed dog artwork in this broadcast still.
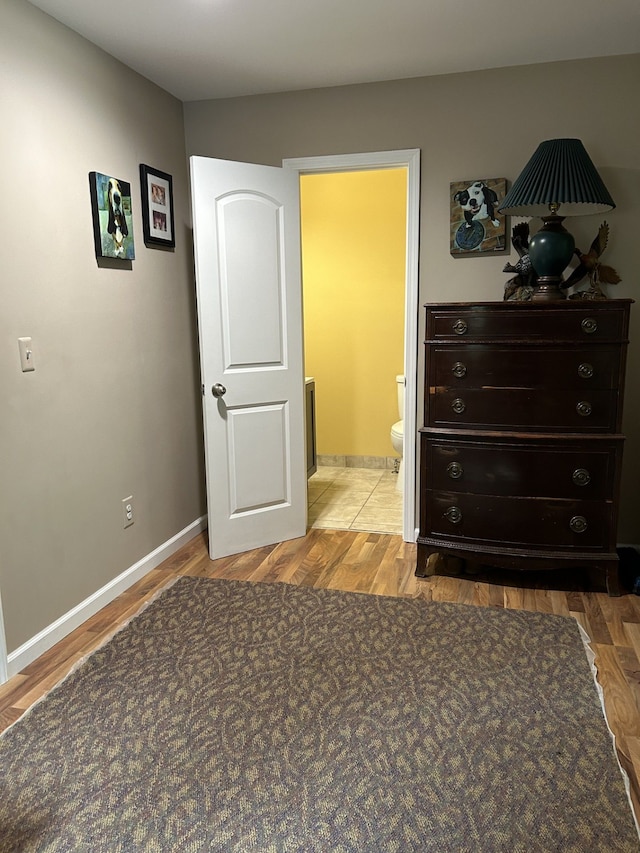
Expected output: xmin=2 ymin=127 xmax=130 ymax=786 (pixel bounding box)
xmin=89 ymin=172 xmax=135 ymax=260
xmin=140 ymin=164 xmax=175 ymax=248
xmin=450 ymin=177 xmax=507 ymax=256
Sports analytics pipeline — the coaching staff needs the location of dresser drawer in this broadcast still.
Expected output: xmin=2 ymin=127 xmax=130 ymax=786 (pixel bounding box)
xmin=424 ymin=491 xmax=612 ymax=551
xmin=429 ymin=345 xmax=622 ymax=390
xmin=428 ymin=304 xmax=628 ymax=342
xmin=424 ymin=436 xmax=619 ymax=499
xmin=428 ymin=387 xmax=617 ymax=431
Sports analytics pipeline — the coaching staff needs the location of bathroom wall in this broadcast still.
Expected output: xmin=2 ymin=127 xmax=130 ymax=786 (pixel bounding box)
xmin=300 ymin=169 xmax=406 ymax=459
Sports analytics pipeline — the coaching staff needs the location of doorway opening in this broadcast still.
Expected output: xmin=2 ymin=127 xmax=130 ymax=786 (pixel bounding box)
xmin=284 ymin=150 xmax=421 ymax=542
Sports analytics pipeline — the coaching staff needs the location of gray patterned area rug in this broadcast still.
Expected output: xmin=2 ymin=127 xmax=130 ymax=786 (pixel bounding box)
xmin=1 ymin=577 xmax=638 ymax=852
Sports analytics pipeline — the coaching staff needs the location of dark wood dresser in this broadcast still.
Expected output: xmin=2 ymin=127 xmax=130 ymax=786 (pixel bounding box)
xmin=416 ymin=299 xmax=632 ymax=595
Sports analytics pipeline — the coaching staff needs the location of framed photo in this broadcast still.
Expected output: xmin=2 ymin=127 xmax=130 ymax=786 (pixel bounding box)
xmin=140 ymin=164 xmax=175 ymax=248
xmin=89 ymin=172 xmax=135 ymax=260
xmin=450 ymin=177 xmax=508 ymax=256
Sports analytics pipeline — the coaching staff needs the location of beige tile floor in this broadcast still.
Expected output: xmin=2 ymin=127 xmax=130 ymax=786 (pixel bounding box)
xmin=307 ymin=466 xmax=403 ymax=535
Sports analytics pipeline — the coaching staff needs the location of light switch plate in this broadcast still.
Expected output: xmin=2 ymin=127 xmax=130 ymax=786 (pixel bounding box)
xmin=18 ymin=337 xmax=35 ymax=372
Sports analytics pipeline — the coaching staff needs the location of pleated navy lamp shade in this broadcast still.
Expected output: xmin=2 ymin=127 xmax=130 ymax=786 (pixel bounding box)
xmin=498 ymin=139 xmax=615 ymax=301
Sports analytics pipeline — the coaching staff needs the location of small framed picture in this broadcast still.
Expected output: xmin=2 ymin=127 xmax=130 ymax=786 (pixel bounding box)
xmin=450 ymin=177 xmax=508 ymax=256
xmin=89 ymin=172 xmax=135 ymax=260
xmin=140 ymin=164 xmax=175 ymax=248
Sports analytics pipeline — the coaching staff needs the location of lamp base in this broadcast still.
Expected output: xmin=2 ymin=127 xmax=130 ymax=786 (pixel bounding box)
xmin=529 ymin=214 xmax=574 ymax=302
xmin=531 ymin=277 xmax=567 ymax=302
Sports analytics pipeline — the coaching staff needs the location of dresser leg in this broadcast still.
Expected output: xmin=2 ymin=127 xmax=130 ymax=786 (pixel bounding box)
xmin=416 ymin=551 xmax=462 ymax=578
xmin=415 ymin=550 xmax=443 ymax=578
xmin=415 ymin=546 xmax=428 ymax=577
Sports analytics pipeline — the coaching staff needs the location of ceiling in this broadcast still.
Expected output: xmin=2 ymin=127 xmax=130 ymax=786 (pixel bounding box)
xmin=27 ymin=0 xmax=640 ymax=102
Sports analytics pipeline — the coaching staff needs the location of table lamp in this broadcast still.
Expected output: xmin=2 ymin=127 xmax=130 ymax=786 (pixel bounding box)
xmin=498 ymin=139 xmax=615 ymax=301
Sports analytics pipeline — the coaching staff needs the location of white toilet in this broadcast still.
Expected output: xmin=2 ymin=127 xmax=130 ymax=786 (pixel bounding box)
xmin=390 ymin=375 xmax=405 ymax=492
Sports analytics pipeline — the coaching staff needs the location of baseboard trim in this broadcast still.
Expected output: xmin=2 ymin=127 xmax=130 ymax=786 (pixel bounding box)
xmin=4 ymin=515 xmax=207 ymax=681
xmin=0 ymin=588 xmax=7 ymax=684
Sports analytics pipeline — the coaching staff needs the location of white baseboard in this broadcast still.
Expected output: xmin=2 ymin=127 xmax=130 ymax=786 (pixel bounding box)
xmin=3 ymin=515 xmax=207 ymax=682
xmin=0 ymin=588 xmax=7 ymax=684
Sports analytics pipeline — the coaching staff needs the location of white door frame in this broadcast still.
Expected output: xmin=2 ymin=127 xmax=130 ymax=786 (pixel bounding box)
xmin=283 ymin=150 xmax=420 ymax=543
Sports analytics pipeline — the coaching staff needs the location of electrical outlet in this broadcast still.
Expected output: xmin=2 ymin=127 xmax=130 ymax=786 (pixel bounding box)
xmin=122 ymin=496 xmax=134 ymax=528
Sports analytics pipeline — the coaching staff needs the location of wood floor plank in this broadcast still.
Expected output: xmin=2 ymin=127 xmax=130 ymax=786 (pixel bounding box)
xmin=0 ymin=708 xmax=23 ymax=731
xmin=522 ymin=588 xmax=538 ymax=613
xmin=549 ymin=590 xmax=571 ymax=618
xmin=625 ymin=737 xmax=640 ymax=819
xmin=487 ymin=584 xmax=505 ymax=609
xmin=626 ymin=595 xmax=640 ymax=625
xmin=247 ymin=537 xmax=309 ymax=584
xmin=455 ymin=578 xmax=477 ymax=607
xmin=616 ymin=646 xmax=640 ymax=714
xmin=398 ymin=550 xmax=420 ymax=596
xmin=566 ymin=591 xmax=586 ymax=613
xmin=583 ymin=594 xmax=614 ymax=646
xmin=533 ymin=588 xmax=554 ymax=614
xmin=592 ymin=643 xmax=640 ymax=738
xmin=369 ymin=536 xmax=404 ymax=597
xmin=624 ymin=623 xmax=640 ymax=669
xmin=281 ymin=528 xmax=331 ymax=586
xmin=596 ymin=593 xmax=632 ymax=646
xmin=12 ymin=654 xmax=87 ymax=711
xmin=503 ymin=586 xmax=525 ymax=611
xmin=0 ymin=674 xmax=28 ymax=706
xmin=614 ymin=594 xmax=640 ymax=624
xmin=429 ymin=574 xmax=463 ymax=603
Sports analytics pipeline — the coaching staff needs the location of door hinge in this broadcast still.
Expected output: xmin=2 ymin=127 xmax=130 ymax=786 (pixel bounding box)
xmin=201 ymin=383 xmax=205 ymax=396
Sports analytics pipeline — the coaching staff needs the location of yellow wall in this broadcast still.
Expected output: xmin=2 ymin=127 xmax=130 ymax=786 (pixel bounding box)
xmin=301 ymin=169 xmax=407 ymax=458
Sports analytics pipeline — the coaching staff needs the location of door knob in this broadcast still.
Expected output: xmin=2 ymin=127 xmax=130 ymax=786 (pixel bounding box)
xmin=211 ymin=383 xmax=227 ymax=398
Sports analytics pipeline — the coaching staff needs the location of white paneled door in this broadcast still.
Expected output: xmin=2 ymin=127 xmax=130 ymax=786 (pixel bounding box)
xmin=191 ymin=157 xmax=306 ymax=559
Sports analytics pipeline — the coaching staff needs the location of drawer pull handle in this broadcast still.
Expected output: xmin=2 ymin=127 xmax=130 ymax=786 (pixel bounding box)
xmin=451 ymin=398 xmax=466 ymax=414
xmin=570 ymin=515 xmax=588 ymax=534
xmin=452 ymin=319 xmax=468 ymax=336
xmin=572 ymin=468 xmax=591 ymax=487
xmin=452 ymin=361 xmax=467 ymax=378
xmin=576 ymin=401 xmax=592 ymax=417
xmin=578 ymin=362 xmax=594 ymax=379
xmin=447 ymin=462 xmax=463 ymax=479
xmin=581 ymin=317 xmax=598 ymax=335
xmin=444 ymin=506 xmax=462 ymax=524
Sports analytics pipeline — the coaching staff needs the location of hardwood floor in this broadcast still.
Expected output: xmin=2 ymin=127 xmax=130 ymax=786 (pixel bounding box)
xmin=2 ymin=528 xmax=640 ymax=827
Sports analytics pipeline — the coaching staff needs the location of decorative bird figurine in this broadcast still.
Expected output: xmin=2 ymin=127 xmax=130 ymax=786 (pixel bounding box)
xmin=510 ymin=221 xmax=531 ymax=259
xmin=503 ymin=254 xmax=533 ymax=277
xmin=503 ymin=222 xmax=537 ymax=301
xmin=563 ymin=221 xmax=621 ymax=299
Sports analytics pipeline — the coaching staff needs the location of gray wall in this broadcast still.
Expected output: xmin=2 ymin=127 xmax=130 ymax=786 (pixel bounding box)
xmin=1 ymin=0 xmax=638 ymax=657
xmin=185 ymin=54 xmax=640 ymax=545
xmin=0 ymin=0 xmax=206 ymax=652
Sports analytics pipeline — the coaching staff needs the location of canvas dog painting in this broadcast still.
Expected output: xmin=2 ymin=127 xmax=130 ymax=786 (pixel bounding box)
xmin=89 ymin=172 xmax=135 ymax=260
xmin=106 ymin=178 xmax=129 ymax=256
xmin=450 ymin=177 xmax=507 ymax=255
